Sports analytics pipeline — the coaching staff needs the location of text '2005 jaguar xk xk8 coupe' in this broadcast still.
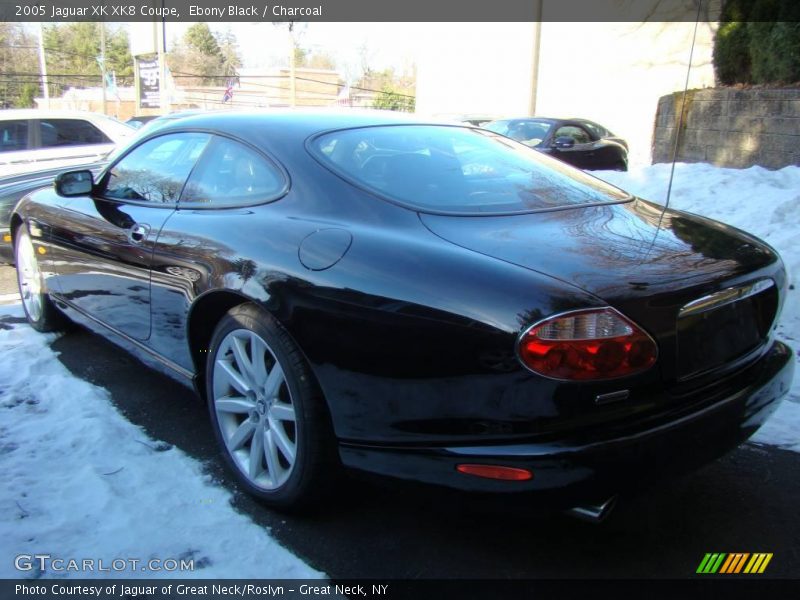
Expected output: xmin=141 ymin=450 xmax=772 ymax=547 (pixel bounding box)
xmin=11 ymin=110 xmax=793 ymax=516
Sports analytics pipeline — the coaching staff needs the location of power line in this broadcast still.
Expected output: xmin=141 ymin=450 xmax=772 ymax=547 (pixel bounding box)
xmin=1 ymin=72 xmax=129 ymax=78
xmin=170 ymin=70 xmax=414 ymax=98
xmin=173 ymin=72 xmax=414 ymax=99
xmin=294 ymin=75 xmax=415 ymax=99
xmin=0 ymin=71 xmax=415 ymax=100
xmin=2 ymin=58 xmax=413 ymax=99
xmin=4 ymin=44 xmax=102 ymax=60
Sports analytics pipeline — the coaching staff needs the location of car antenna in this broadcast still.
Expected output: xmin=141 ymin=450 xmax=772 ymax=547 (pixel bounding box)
xmin=662 ymin=0 xmax=704 ymax=219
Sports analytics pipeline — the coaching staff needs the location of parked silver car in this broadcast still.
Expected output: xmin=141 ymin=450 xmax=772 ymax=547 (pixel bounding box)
xmin=0 ymin=160 xmax=107 ymax=263
xmin=0 ymin=109 xmax=133 ymax=178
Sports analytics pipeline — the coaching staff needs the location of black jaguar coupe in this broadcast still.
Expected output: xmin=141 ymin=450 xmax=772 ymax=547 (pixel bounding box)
xmin=11 ymin=110 xmax=793 ymax=517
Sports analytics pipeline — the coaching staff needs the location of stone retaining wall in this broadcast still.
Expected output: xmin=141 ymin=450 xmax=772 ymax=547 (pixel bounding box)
xmin=652 ymin=88 xmax=800 ymax=169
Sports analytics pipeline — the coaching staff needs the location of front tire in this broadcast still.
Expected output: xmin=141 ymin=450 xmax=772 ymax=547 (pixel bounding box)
xmin=14 ymin=225 xmax=66 ymax=332
xmin=206 ymin=303 xmax=336 ymax=510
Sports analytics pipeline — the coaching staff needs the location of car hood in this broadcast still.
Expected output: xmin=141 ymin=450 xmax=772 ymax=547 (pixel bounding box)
xmin=419 ymin=198 xmax=778 ymax=301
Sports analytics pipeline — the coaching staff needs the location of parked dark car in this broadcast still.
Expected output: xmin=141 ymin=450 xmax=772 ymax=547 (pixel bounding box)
xmin=10 ymin=111 xmax=792 ymax=516
xmin=125 ymin=115 xmax=160 ymax=129
xmin=127 ymin=111 xmax=208 ymax=133
xmin=135 ymin=110 xmax=209 ymax=135
xmin=436 ymin=113 xmax=500 ymax=127
xmin=484 ymin=117 xmax=629 ymax=171
xmin=0 ymin=161 xmax=106 ymax=263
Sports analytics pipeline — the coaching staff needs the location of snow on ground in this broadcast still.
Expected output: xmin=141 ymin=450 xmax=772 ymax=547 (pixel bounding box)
xmin=597 ymin=163 xmax=800 ymax=453
xmin=0 ymin=303 xmax=324 ymax=580
xmin=0 ymin=163 xmax=798 ymax=579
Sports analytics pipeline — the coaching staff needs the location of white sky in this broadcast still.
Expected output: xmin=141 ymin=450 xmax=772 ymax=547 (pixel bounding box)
xmin=145 ymin=22 xmax=423 ymax=78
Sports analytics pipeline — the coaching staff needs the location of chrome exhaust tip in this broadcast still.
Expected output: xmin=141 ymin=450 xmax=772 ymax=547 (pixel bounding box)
xmin=566 ymin=495 xmax=618 ymax=523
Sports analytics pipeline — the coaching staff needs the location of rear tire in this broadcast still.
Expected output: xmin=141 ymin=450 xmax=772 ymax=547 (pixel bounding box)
xmin=14 ymin=225 xmax=67 ymax=332
xmin=206 ymin=303 xmax=337 ymax=510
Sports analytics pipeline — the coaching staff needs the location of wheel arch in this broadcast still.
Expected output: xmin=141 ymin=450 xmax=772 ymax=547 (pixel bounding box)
xmin=9 ymin=213 xmax=23 ymax=242
xmin=186 ymin=289 xmax=322 ymax=406
xmin=186 ymin=289 xmax=254 ymax=396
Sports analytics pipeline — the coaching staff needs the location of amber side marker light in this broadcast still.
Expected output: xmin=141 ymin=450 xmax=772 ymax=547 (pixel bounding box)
xmin=456 ymin=464 xmax=534 ymax=481
xmin=2 ymin=234 xmax=11 ymax=243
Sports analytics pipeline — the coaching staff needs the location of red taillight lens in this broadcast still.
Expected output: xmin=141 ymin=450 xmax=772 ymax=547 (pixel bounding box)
xmin=517 ymin=308 xmax=657 ymax=381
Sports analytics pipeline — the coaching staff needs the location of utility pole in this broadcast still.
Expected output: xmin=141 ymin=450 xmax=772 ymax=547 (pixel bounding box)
xmin=158 ymin=18 xmax=170 ymax=114
xmin=529 ymin=0 xmax=543 ymax=116
xmin=100 ymin=23 xmax=107 ymax=115
xmin=37 ymin=23 xmax=50 ymax=109
xmin=288 ymin=24 xmax=296 ymax=107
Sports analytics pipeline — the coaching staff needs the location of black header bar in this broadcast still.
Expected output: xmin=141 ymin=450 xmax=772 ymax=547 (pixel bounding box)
xmin=3 ymin=579 xmax=800 ymax=600
xmin=1 ymin=0 xmax=725 ymax=23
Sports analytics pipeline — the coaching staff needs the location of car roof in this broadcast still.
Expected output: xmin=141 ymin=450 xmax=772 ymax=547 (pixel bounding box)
xmin=492 ymin=116 xmax=555 ymax=120
xmin=150 ymin=108 xmax=453 ymax=141
xmin=485 ymin=116 xmax=614 ymax=133
xmin=0 ymin=109 xmax=123 ymax=121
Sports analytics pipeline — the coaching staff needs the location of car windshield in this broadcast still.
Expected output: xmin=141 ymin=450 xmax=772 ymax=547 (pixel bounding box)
xmin=310 ymin=125 xmax=629 ymax=215
xmin=484 ymin=119 xmax=552 ymax=147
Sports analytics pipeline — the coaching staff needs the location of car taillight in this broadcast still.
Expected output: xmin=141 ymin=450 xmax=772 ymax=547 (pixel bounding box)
xmin=517 ymin=308 xmax=657 ymax=381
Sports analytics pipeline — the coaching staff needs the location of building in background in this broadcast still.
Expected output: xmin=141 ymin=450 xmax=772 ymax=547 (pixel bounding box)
xmin=35 ymin=67 xmax=350 ymax=119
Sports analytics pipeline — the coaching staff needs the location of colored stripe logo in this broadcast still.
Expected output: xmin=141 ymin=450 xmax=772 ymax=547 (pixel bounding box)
xmin=696 ymin=553 xmax=773 ymax=574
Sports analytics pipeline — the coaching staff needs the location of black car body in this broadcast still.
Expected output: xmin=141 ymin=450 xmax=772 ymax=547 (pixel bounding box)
xmin=0 ymin=161 xmax=106 ymax=263
xmin=10 ymin=110 xmax=792 ymax=513
xmin=484 ymin=117 xmax=629 ymax=171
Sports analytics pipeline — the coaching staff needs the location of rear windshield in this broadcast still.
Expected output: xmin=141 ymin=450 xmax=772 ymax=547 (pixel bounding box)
xmin=309 ymin=125 xmax=629 ymax=215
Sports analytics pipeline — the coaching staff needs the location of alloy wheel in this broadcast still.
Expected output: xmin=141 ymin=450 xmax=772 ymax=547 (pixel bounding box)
xmin=212 ymin=328 xmax=298 ymax=490
xmin=16 ymin=229 xmax=43 ymax=323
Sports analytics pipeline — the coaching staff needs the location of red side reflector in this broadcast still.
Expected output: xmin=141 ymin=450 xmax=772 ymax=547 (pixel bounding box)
xmin=456 ymin=464 xmax=533 ymax=481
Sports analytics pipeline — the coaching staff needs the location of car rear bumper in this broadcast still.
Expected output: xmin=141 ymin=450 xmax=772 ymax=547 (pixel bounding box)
xmin=339 ymin=340 xmax=794 ymax=503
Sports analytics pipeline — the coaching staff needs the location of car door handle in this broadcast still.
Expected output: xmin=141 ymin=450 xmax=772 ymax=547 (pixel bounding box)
xmin=128 ymin=223 xmax=150 ymax=244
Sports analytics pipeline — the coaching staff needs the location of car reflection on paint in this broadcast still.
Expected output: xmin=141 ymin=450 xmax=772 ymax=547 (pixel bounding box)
xmin=9 ymin=110 xmax=793 ymax=517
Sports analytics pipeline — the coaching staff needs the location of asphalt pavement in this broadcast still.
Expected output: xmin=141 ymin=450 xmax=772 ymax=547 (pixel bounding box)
xmin=1 ymin=264 xmax=799 ymax=583
xmin=0 ymin=263 xmax=17 ymax=301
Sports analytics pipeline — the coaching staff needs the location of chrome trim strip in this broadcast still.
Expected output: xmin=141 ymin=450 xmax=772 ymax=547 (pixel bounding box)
xmin=595 ymin=390 xmax=630 ymax=405
xmin=679 ymin=278 xmax=774 ymax=318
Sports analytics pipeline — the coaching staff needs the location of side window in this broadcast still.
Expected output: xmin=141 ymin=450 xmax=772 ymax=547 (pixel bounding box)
xmin=505 ymin=121 xmax=551 ymax=147
xmin=0 ymin=120 xmax=30 ymax=153
xmin=103 ymin=133 xmax=211 ymax=204
xmin=554 ymin=125 xmax=592 ymax=145
xmin=582 ymin=122 xmax=608 ymax=140
xmin=38 ymin=119 xmax=112 ymax=147
xmin=181 ymin=137 xmax=285 ymax=206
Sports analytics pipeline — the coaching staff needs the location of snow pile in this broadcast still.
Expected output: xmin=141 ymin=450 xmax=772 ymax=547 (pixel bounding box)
xmin=0 ymin=303 xmax=324 ymax=579
xmin=598 ymin=163 xmax=800 ymax=453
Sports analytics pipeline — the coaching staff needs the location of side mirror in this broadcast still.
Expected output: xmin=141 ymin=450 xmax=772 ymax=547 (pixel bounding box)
xmin=553 ymin=136 xmax=576 ymax=150
xmin=55 ymin=170 xmax=94 ymax=197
